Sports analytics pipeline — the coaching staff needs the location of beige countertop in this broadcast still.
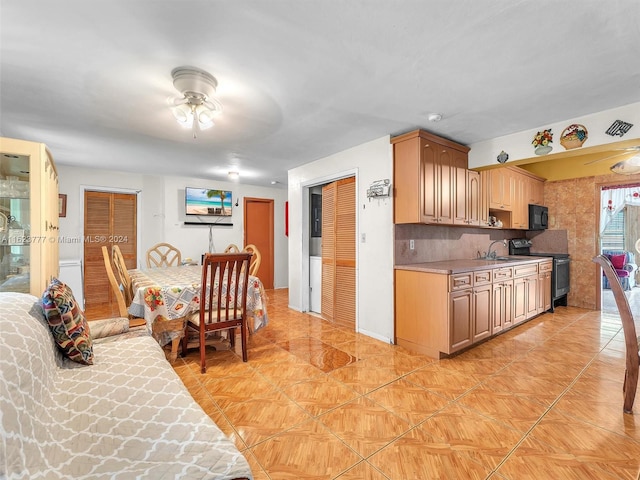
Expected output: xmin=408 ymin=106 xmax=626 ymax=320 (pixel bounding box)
xmin=395 ymin=256 xmax=551 ymax=274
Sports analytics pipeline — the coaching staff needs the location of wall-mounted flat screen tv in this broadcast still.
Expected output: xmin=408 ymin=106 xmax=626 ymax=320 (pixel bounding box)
xmin=185 ymin=187 xmax=233 ymax=216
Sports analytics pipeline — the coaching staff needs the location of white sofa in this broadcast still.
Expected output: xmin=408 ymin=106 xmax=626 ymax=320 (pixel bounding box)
xmin=0 ymin=292 xmax=252 ymax=479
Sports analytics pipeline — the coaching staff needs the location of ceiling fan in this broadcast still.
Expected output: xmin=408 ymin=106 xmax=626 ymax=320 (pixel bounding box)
xmin=584 ymin=145 xmax=640 ymax=175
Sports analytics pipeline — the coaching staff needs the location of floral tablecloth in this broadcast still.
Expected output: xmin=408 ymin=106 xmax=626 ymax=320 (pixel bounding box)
xmin=128 ymin=265 xmax=268 ymax=346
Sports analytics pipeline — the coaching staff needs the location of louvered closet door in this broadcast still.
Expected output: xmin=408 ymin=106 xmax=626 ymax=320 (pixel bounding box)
xmin=321 ymin=177 xmax=356 ymax=329
xmin=321 ymin=182 xmax=336 ymax=321
xmin=84 ymin=191 xmax=137 ymax=318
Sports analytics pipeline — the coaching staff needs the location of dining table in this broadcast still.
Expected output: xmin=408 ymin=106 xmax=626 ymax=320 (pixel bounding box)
xmin=127 ymin=265 xmax=269 ymax=362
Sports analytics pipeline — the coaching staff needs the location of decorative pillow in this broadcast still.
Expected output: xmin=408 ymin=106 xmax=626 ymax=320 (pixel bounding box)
xmin=609 ymin=254 xmax=626 ymax=270
xmin=41 ymin=278 xmax=94 ymax=365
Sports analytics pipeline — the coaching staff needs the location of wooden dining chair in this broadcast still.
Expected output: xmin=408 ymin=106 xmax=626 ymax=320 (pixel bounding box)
xmin=182 ymin=252 xmax=252 ymax=373
xmin=112 ymin=245 xmax=133 ymax=306
xmin=224 ymin=243 xmax=240 ymax=253
xmin=593 ymin=254 xmax=639 ymax=414
xmin=146 ymin=242 xmax=182 ymax=268
xmin=102 ymin=245 xmax=133 ymax=319
xmin=242 ymin=244 xmax=261 ymax=277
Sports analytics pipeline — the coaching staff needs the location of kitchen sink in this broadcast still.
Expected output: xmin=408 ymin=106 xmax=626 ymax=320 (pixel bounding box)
xmin=476 ymin=256 xmax=515 ymax=262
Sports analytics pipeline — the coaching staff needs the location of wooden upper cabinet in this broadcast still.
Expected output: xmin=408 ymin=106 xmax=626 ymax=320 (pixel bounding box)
xmin=527 ymin=176 xmax=545 ymax=205
xmin=454 ymin=168 xmax=480 ymax=226
xmin=489 ymin=168 xmax=514 ymax=210
xmin=511 ymin=174 xmax=528 ymax=229
xmin=392 ymin=129 xmax=469 ymax=225
xmin=487 ymin=166 xmax=545 ymax=229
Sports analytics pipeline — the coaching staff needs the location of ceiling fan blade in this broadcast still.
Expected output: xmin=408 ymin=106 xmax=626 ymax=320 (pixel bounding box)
xmin=584 ymin=146 xmax=640 ymax=165
xmin=584 ymin=151 xmax=629 ymax=165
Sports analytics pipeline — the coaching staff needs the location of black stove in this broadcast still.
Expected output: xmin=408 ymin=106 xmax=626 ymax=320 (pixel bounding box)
xmin=509 ymin=239 xmax=570 ymax=310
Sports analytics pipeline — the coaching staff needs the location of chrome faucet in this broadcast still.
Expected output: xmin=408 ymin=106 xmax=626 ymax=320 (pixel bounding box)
xmin=484 ymin=239 xmax=507 ymax=259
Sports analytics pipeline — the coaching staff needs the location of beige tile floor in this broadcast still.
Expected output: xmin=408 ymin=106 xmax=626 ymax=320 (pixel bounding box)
xmin=171 ymin=289 xmax=640 ymax=480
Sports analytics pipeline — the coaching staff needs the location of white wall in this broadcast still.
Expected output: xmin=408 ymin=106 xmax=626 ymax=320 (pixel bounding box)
xmin=288 ymin=136 xmax=394 ymax=343
xmin=57 ymin=166 xmax=289 ymax=288
xmin=469 ymin=102 xmax=640 ymax=168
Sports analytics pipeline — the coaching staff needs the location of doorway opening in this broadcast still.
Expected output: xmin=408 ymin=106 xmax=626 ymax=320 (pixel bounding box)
xmin=598 ymin=183 xmax=640 ymax=313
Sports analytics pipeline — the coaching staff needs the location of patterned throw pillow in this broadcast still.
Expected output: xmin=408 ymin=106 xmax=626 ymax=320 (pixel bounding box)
xmin=41 ymin=278 xmax=94 ymax=365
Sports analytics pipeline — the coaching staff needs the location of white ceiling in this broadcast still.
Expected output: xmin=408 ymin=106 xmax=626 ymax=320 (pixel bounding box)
xmin=1 ymin=0 xmax=639 ymax=188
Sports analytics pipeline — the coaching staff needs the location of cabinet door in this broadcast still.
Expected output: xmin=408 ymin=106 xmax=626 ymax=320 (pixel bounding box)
xmin=513 ymin=276 xmax=527 ymax=324
xmin=538 ymin=271 xmax=552 ymax=313
xmin=511 ymin=173 xmax=528 ymax=229
xmin=449 ymin=290 xmax=473 ymax=352
xmin=492 ymin=281 xmax=514 ymax=334
xmin=453 ymin=167 xmax=468 ymax=225
xmin=492 ymin=283 xmax=504 ymax=334
xmin=479 ymin=170 xmax=490 ymax=227
xmin=473 ymin=284 xmax=492 ymax=342
xmin=467 ymin=170 xmax=481 ymax=226
xmin=525 ymin=274 xmax=539 ymax=319
xmin=502 ymin=280 xmax=514 ymax=329
xmin=528 ymin=178 xmax=544 ymax=205
xmin=489 ymin=169 xmax=513 ymax=210
xmin=421 ymin=141 xmax=439 ymax=223
xmin=436 ymin=146 xmax=454 ymax=224
xmin=393 ymin=136 xmax=422 ymax=223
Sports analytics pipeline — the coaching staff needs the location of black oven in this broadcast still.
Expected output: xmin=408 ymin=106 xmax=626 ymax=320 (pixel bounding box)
xmin=509 ymin=238 xmax=570 ymax=311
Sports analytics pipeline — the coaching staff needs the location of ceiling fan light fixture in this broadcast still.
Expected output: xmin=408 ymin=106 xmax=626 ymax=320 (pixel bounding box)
xmin=169 ymin=66 xmax=223 ymax=138
xmin=170 ymin=103 xmax=192 ymax=126
xmin=610 ymin=154 xmax=640 ymax=175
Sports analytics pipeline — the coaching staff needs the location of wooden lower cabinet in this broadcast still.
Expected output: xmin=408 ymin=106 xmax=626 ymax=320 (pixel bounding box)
xmin=513 ymin=273 xmax=538 ymax=324
xmin=395 ymin=259 xmax=550 ymax=358
xmin=395 ymin=269 xmax=449 ymax=357
xmin=537 ymin=261 xmax=553 ymax=313
xmin=471 ymin=283 xmax=492 ymax=343
xmin=449 ymin=290 xmax=473 ymax=351
xmin=492 ymin=279 xmax=513 ymax=334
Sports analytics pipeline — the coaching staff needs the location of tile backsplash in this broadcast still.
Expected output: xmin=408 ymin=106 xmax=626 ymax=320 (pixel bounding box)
xmin=394 ymin=224 xmax=521 ymax=264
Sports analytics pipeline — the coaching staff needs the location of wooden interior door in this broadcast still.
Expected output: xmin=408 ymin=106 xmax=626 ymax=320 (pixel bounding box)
xmin=243 ymin=197 xmax=274 ymax=289
xmin=83 ymin=191 xmax=137 ymax=319
xmin=321 ymin=177 xmax=356 ymax=329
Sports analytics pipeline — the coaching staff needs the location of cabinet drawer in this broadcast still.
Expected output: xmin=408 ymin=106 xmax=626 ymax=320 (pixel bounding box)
xmin=539 ymin=260 xmax=553 ymax=273
xmin=473 ymin=270 xmax=492 ymax=285
xmin=493 ymin=267 xmax=513 ymax=281
xmin=450 ymin=273 xmax=473 ymax=291
xmin=514 ymin=263 xmax=538 ymax=278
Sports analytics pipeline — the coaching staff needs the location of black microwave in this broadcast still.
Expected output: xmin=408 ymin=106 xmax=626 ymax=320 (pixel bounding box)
xmin=529 ymin=204 xmax=548 ymax=230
